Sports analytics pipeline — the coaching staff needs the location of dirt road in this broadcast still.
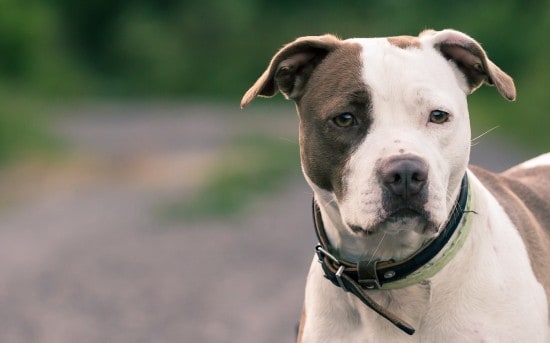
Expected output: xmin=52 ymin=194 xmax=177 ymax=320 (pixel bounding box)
xmin=0 ymin=103 xmax=531 ymax=342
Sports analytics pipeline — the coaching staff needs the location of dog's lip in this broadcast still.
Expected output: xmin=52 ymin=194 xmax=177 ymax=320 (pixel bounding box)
xmin=348 ymin=208 xmax=433 ymax=234
xmin=385 ymin=208 xmax=425 ymax=222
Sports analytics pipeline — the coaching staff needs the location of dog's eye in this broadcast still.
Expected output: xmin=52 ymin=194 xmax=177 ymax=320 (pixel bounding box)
xmin=429 ymin=110 xmax=449 ymax=124
xmin=332 ymin=113 xmax=357 ymax=128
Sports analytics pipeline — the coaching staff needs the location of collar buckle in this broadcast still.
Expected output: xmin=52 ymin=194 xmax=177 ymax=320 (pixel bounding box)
xmin=315 ymin=244 xmax=339 ymax=265
xmin=335 ymin=265 xmax=348 ymax=291
xmin=315 ymin=244 xmax=349 ymax=291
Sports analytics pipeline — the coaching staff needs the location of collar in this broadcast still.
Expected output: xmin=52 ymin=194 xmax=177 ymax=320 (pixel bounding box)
xmin=312 ymin=174 xmax=473 ymax=335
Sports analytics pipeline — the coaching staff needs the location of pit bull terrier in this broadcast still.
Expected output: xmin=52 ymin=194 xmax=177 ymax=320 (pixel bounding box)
xmin=241 ymin=29 xmax=550 ymax=342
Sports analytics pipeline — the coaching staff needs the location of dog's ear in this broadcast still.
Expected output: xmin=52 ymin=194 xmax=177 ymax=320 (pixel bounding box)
xmin=241 ymin=34 xmax=342 ymax=108
xmin=423 ymin=29 xmax=516 ymax=101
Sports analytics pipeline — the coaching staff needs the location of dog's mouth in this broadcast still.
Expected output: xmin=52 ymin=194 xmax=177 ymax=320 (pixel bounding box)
xmin=386 ymin=208 xmax=425 ymax=222
xmin=349 ymin=207 xmax=437 ymax=235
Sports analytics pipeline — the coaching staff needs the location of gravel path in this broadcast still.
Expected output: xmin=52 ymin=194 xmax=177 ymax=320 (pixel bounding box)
xmin=0 ymin=103 xmax=533 ymax=343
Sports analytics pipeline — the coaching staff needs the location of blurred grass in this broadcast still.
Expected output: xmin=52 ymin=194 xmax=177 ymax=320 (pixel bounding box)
xmin=0 ymin=96 xmax=62 ymax=166
xmin=160 ymin=134 xmax=299 ymax=221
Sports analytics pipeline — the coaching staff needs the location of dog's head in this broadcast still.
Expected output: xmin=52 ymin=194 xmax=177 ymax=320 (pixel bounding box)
xmin=242 ymin=29 xmax=515 ymax=257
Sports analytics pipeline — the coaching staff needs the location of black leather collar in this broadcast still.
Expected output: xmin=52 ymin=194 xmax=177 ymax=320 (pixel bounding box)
xmin=312 ymin=174 xmax=469 ymax=335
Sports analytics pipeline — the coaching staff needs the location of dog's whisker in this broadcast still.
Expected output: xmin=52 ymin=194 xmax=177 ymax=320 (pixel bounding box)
xmin=275 ymin=136 xmax=298 ymax=145
xmin=471 ymin=126 xmax=499 ymax=144
xmin=367 ymin=232 xmax=387 ymax=264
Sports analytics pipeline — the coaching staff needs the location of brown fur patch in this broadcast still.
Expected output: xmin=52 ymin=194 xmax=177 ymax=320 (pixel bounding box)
xmin=387 ymin=35 xmax=421 ymax=49
xmin=298 ymin=42 xmax=371 ymax=198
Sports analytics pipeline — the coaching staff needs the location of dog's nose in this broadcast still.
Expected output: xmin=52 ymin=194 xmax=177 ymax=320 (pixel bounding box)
xmin=379 ymin=156 xmax=428 ymax=199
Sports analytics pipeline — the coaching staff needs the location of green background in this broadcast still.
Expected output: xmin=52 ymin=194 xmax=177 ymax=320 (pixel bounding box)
xmin=0 ymin=0 xmax=548 ymax=162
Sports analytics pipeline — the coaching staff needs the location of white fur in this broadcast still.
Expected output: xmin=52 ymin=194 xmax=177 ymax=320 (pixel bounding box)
xmin=517 ymin=153 xmax=550 ymax=169
xmin=301 ymin=37 xmax=549 ymax=341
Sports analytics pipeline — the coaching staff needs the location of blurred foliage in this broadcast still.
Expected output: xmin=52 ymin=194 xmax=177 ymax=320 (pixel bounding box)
xmin=0 ymin=0 xmax=548 ymax=157
xmin=159 ymin=134 xmax=299 ymax=221
xmin=0 ymin=95 xmax=61 ymax=164
xmin=0 ymin=0 xmax=547 ymax=97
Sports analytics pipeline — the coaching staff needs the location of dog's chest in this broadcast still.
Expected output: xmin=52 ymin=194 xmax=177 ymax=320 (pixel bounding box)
xmin=353 ymin=283 xmax=432 ymax=342
xmin=304 ymin=264 xmax=431 ymax=342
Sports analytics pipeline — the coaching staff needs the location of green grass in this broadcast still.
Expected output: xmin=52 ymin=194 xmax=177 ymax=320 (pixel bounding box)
xmin=160 ymin=134 xmax=300 ymax=221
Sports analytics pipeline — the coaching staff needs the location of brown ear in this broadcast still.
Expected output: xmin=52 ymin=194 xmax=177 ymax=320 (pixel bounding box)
xmin=240 ymin=34 xmax=342 ymax=108
xmin=423 ymin=29 xmax=516 ymax=101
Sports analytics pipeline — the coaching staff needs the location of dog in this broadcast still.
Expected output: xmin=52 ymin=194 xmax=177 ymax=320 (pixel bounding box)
xmin=241 ymin=29 xmax=550 ymax=342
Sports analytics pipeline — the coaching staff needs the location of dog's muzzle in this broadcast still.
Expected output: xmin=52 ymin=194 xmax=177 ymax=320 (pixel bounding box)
xmin=350 ymin=155 xmax=432 ymax=234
